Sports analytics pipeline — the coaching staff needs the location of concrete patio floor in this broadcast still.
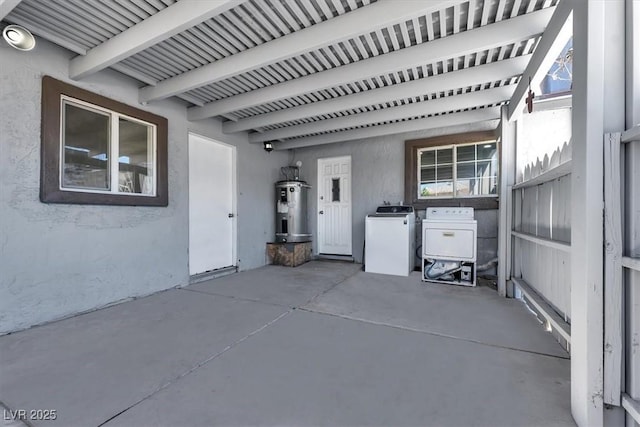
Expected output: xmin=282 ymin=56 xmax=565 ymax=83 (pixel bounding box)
xmin=0 ymin=261 xmax=573 ymax=427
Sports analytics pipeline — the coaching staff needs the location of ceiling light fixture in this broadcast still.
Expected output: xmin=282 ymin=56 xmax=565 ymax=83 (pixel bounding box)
xmin=2 ymin=25 xmax=36 ymax=51
xmin=263 ymin=141 xmax=273 ymax=152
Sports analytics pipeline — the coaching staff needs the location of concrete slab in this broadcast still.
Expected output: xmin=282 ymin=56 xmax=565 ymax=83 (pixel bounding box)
xmin=0 ymin=290 xmax=288 ymax=427
xmin=105 ymin=310 xmax=574 ymax=427
xmin=303 ymin=271 xmax=569 ymax=358
xmin=0 ymin=262 xmax=573 ymax=426
xmin=186 ymin=261 xmax=361 ymax=308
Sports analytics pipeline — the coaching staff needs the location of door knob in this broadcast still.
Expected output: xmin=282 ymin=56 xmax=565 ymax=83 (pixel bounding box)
xmin=319 ymin=210 xmax=324 ymax=214
xmin=228 ymin=213 xmax=235 ymax=218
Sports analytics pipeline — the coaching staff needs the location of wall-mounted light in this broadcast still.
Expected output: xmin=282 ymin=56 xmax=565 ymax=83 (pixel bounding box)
xmin=3 ymin=25 xmax=36 ymax=51
xmin=263 ymin=141 xmax=273 ymax=152
xmin=526 ymin=76 xmax=534 ymax=113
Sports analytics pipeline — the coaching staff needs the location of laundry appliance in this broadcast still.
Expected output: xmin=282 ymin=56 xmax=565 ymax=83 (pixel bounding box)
xmin=422 ymin=207 xmax=477 ymax=286
xmin=365 ymin=205 xmax=415 ymax=276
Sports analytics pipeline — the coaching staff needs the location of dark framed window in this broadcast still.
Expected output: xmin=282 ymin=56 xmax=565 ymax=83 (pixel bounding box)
xmin=41 ymin=76 xmax=168 ymax=206
xmin=405 ymin=131 xmax=499 ymax=210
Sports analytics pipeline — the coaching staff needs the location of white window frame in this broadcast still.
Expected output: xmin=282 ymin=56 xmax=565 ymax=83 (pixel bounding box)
xmin=59 ymin=95 xmax=158 ymax=197
xmin=417 ymin=140 xmax=499 ymax=200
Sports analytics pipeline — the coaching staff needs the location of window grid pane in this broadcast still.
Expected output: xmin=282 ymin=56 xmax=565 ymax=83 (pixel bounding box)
xmin=118 ymin=117 xmax=155 ymax=195
xmin=478 ymin=142 xmax=497 ymax=160
xmin=59 ymin=98 xmax=158 ymax=197
xmin=420 ymin=150 xmax=435 ymax=166
xmin=62 ymin=101 xmax=111 ymax=191
xmin=419 ymin=142 xmax=499 ymax=199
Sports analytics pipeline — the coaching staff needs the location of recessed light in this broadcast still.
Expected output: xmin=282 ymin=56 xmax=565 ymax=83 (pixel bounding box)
xmin=5 ymin=29 xmax=22 ymax=42
xmin=2 ymin=25 xmax=36 ymax=51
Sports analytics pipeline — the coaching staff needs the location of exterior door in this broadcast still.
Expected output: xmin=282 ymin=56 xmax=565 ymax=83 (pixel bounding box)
xmin=188 ymin=133 xmax=236 ymax=275
xmin=318 ymin=156 xmax=352 ymax=255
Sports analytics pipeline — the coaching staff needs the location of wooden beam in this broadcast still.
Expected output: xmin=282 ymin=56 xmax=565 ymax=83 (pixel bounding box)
xmin=507 ymin=0 xmax=572 ymax=121
xmin=498 ymin=105 xmax=516 ymax=297
xmin=69 ymin=0 xmax=243 ymax=80
xmin=622 ymin=124 xmax=640 ymax=143
xmin=603 ymin=132 xmax=623 ymax=406
xmin=622 ymin=394 xmax=640 ymax=424
xmin=107 ymin=63 xmax=205 ymax=108
xmin=223 ymin=55 xmax=530 ymax=133
xmin=189 ymin=7 xmax=555 ymax=119
xmin=570 ymin=0 xmax=624 ymax=424
xmin=505 ymin=188 xmax=514 ymax=297
xmin=624 ymin=1 xmax=640 ymax=415
xmin=627 ymin=0 xmax=640 ymax=129
xmin=622 ymin=256 xmax=640 ymax=273
xmin=0 ymin=0 xmax=22 ymax=20
xmin=273 ymin=108 xmax=501 ymax=150
xmin=512 ymin=277 xmax=571 ymax=343
xmin=511 ymin=230 xmax=571 ymax=253
xmin=249 ymin=85 xmax=513 ymax=143
xmin=141 ymin=0 xmax=464 ymax=103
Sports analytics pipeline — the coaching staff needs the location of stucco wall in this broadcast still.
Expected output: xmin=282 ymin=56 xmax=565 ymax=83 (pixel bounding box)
xmin=288 ymin=121 xmax=500 ymax=270
xmin=0 ymin=39 xmax=287 ymax=334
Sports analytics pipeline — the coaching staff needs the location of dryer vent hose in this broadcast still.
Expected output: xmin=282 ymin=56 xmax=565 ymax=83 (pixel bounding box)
xmin=476 ymin=257 xmax=499 ymax=272
xmin=415 ymin=245 xmax=498 ymax=272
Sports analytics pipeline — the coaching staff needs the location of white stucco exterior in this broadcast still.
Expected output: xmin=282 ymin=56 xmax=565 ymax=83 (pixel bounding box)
xmin=0 ymin=39 xmax=289 ymax=334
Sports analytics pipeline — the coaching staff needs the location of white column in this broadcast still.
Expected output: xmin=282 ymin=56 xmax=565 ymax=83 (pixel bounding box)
xmin=498 ymin=105 xmax=516 ymax=297
xmin=570 ymin=0 xmax=625 ymax=426
xmin=625 ymin=0 xmax=640 ymax=423
xmin=626 ymin=0 xmax=640 ymax=128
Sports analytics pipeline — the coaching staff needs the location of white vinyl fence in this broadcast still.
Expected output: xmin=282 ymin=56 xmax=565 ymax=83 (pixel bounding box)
xmin=604 ymin=126 xmax=640 ymax=424
xmin=507 ymin=105 xmax=573 ymax=347
xmin=511 ymin=141 xmax=572 ymax=345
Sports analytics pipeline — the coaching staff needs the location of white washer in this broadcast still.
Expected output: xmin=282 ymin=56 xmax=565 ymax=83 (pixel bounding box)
xmin=422 ymin=207 xmax=477 ymax=286
xmin=365 ymin=206 xmax=415 ymax=276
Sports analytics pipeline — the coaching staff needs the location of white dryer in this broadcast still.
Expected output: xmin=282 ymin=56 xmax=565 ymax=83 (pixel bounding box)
xmin=422 ymin=207 xmax=477 ymax=286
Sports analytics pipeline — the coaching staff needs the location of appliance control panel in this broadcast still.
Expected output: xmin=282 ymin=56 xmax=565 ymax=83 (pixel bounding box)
xmin=375 ymin=205 xmax=414 ymax=215
xmin=425 ymin=207 xmax=474 ymax=220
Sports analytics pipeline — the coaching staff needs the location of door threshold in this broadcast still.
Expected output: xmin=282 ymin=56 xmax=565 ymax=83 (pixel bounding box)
xmin=317 ymin=254 xmax=355 ymax=263
xmin=189 ymin=265 xmax=237 ymax=284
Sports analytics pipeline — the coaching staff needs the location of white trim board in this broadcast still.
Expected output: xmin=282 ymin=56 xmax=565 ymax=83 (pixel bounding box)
xmin=512 ymin=277 xmax=571 ymax=343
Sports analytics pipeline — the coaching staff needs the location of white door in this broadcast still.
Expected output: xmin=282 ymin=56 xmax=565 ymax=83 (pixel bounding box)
xmin=318 ymin=156 xmax=352 ymax=255
xmin=188 ymin=133 xmax=236 ymax=275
